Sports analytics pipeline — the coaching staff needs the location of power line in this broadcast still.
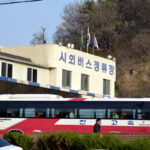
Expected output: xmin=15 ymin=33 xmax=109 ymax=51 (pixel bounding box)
xmin=0 ymin=0 xmax=42 ymax=5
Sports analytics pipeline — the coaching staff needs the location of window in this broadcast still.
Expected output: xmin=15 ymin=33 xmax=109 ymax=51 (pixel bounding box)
xmin=27 ymin=68 xmax=37 ymax=82
xmin=81 ymin=74 xmax=89 ymax=91
xmin=24 ymin=108 xmax=49 ymax=118
xmin=96 ymin=109 xmax=106 ymax=119
xmin=79 ymin=109 xmax=94 ymax=118
xmin=0 ymin=108 xmax=23 ymax=118
xmin=7 ymin=108 xmax=23 ymax=117
xmin=1 ymin=62 xmax=13 ymax=78
xmin=62 ymin=70 xmax=71 ymax=88
xmin=103 ymin=79 xmax=110 ymax=95
xmin=107 ymin=109 xmax=136 ymax=119
xmin=137 ymin=109 xmax=150 ymax=120
xmin=79 ymin=109 xmax=106 ymax=119
xmin=52 ymin=108 xmax=77 ymax=118
xmin=0 ymin=108 xmax=7 ymax=117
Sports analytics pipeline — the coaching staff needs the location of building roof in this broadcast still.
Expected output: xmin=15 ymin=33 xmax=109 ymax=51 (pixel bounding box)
xmin=0 ymin=51 xmax=49 ymax=69
xmin=0 ymin=51 xmax=31 ymax=62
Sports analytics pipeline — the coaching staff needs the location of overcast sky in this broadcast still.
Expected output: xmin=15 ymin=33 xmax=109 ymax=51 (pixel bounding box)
xmin=0 ymin=0 xmax=81 ymax=47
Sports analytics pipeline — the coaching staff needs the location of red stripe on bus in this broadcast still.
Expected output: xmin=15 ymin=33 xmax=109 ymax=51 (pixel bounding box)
xmin=69 ymin=98 xmax=86 ymax=101
xmin=101 ymin=126 xmax=150 ymax=133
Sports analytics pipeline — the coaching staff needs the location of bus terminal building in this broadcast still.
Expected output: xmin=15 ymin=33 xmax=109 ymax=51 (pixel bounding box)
xmin=0 ymin=44 xmax=116 ymax=98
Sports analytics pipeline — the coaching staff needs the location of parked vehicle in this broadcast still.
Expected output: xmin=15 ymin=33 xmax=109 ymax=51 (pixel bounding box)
xmin=0 ymin=137 xmax=22 ymax=150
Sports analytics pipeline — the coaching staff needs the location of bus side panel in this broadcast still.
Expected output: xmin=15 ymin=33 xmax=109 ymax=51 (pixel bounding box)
xmin=0 ymin=118 xmax=59 ymax=135
xmin=102 ymin=126 xmax=150 ymax=133
xmin=101 ymin=120 xmax=150 ymax=133
xmin=1 ymin=119 xmax=150 ymax=135
xmin=0 ymin=118 xmax=94 ymax=135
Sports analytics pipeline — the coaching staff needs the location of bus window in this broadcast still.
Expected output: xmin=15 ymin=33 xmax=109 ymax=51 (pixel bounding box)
xmin=7 ymin=108 xmax=22 ymax=117
xmin=20 ymin=108 xmax=23 ymax=117
xmin=96 ymin=109 xmax=106 ymax=119
xmin=24 ymin=108 xmax=49 ymax=118
xmin=79 ymin=109 xmax=106 ymax=119
xmin=79 ymin=109 xmax=95 ymax=119
xmin=137 ymin=109 xmax=150 ymax=120
xmin=51 ymin=108 xmax=77 ymax=118
xmin=0 ymin=108 xmax=7 ymax=117
xmin=108 ymin=109 xmax=136 ymax=119
xmin=35 ymin=108 xmax=48 ymax=118
xmin=25 ymin=108 xmax=35 ymax=117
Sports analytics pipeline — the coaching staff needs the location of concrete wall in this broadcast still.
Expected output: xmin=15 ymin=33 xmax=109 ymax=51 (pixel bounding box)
xmin=0 ymin=59 xmax=49 ymax=85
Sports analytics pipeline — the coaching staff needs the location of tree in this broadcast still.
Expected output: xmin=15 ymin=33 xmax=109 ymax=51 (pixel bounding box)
xmin=53 ymin=0 xmax=122 ymax=53
xmin=119 ymin=0 xmax=150 ymax=29
xmin=30 ymin=27 xmax=47 ymax=45
xmin=53 ymin=2 xmax=88 ymax=50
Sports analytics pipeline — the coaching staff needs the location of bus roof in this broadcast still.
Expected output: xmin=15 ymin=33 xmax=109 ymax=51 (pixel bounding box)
xmin=0 ymin=94 xmax=63 ymax=101
xmin=0 ymin=94 xmax=150 ymax=102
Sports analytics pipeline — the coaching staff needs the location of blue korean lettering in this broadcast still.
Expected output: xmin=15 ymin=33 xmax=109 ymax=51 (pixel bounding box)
xmin=102 ymin=63 xmax=107 ymax=73
xmin=80 ymin=120 xmax=86 ymax=125
xmin=59 ymin=51 xmax=66 ymax=63
xmin=78 ymin=56 xmax=84 ymax=67
xmin=109 ymin=65 xmax=115 ymax=75
xmin=94 ymin=61 xmax=100 ymax=72
xmin=128 ymin=121 xmax=134 ymax=126
xmin=86 ymin=59 xmax=92 ymax=69
xmin=69 ymin=54 xmax=75 ymax=65
xmin=112 ymin=120 xmax=118 ymax=126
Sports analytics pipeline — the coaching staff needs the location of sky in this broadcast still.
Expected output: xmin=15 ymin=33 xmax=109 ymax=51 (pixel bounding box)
xmin=0 ymin=0 xmax=81 ymax=47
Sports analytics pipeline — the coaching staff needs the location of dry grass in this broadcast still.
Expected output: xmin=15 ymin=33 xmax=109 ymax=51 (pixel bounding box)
xmin=116 ymin=29 xmax=150 ymax=98
xmin=117 ymin=61 xmax=150 ymax=97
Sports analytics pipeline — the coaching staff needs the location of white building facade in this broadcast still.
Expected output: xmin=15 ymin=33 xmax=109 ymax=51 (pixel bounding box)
xmin=0 ymin=44 xmax=116 ymax=98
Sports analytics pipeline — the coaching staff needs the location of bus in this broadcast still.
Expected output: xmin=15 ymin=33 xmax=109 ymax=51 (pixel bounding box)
xmin=0 ymin=94 xmax=150 ymax=135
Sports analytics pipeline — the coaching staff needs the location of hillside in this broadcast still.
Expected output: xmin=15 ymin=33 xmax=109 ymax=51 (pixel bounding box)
xmin=116 ymin=29 xmax=150 ymax=97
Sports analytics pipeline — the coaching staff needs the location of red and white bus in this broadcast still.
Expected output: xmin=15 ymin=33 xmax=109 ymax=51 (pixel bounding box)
xmin=0 ymin=94 xmax=150 ymax=135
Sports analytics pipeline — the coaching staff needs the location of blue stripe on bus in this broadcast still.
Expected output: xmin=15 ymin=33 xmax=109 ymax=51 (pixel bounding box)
xmin=50 ymin=86 xmax=60 ymax=91
xmin=29 ymin=82 xmax=40 ymax=87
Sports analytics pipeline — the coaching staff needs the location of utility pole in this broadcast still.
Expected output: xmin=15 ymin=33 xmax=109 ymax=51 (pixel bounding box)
xmin=41 ymin=27 xmax=46 ymax=44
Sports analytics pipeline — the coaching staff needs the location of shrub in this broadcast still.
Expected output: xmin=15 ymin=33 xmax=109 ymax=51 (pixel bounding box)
xmin=3 ymin=132 xmax=33 ymax=150
xmin=37 ymin=132 xmax=86 ymax=150
xmin=100 ymin=134 xmax=124 ymax=150
xmin=36 ymin=133 xmax=150 ymax=150
xmin=82 ymin=133 xmax=102 ymax=149
xmin=82 ymin=133 xmax=124 ymax=150
xmin=124 ymin=138 xmax=150 ymax=150
xmin=36 ymin=133 xmax=49 ymax=150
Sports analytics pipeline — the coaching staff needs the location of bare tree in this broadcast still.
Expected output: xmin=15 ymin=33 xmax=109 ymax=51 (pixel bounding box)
xmin=30 ymin=27 xmax=47 ymax=45
xmin=53 ymin=2 xmax=88 ymax=50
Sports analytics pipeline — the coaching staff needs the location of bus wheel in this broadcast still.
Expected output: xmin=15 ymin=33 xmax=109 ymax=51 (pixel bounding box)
xmin=8 ymin=129 xmax=23 ymax=134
